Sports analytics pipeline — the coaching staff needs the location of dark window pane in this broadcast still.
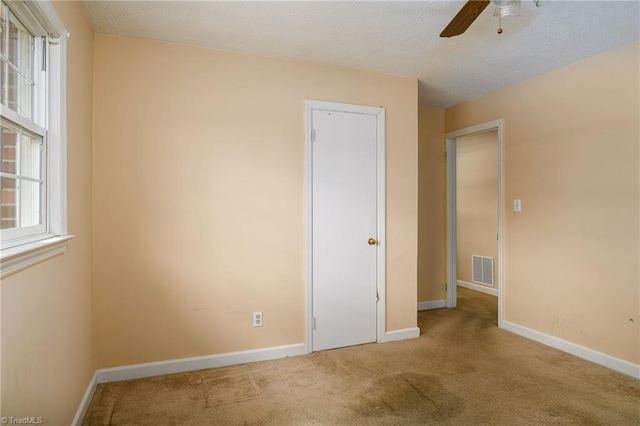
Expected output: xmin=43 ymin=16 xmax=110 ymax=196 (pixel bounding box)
xmin=0 ymin=175 xmax=17 ymax=229
xmin=1 ymin=124 xmax=18 ymax=174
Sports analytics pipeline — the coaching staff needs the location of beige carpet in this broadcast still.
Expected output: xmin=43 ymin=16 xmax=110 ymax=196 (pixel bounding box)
xmin=83 ymin=288 xmax=640 ymax=425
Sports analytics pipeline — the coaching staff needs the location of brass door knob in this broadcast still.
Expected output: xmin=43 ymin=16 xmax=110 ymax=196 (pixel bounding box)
xmin=368 ymin=238 xmax=377 ymax=246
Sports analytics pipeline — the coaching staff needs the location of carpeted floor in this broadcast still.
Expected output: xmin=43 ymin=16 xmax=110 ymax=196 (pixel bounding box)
xmin=83 ymin=287 xmax=640 ymax=425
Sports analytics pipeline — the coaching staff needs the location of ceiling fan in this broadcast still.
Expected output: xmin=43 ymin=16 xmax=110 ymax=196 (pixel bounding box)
xmin=440 ymin=0 xmax=532 ymax=38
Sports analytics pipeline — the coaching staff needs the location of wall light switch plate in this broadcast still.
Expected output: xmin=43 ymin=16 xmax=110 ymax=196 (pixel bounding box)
xmin=514 ymin=199 xmax=522 ymax=212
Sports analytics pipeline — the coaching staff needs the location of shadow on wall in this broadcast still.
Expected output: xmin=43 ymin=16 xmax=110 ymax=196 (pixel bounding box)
xmin=417 ymin=106 xmax=446 ymax=306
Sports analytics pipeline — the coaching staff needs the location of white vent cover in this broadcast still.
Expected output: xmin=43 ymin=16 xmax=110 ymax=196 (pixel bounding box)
xmin=472 ymin=255 xmax=494 ymax=286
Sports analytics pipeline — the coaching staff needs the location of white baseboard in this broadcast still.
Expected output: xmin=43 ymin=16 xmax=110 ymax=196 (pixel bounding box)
xmin=383 ymin=327 xmax=420 ymax=342
xmin=96 ymin=343 xmax=307 ymax=384
xmin=71 ymin=371 xmax=97 ymax=426
xmin=417 ymin=300 xmax=445 ymax=311
xmin=502 ymin=320 xmax=640 ymax=379
xmin=457 ymin=280 xmax=498 ymax=297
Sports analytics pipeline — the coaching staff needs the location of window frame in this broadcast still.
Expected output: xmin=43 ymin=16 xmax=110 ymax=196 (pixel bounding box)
xmin=0 ymin=115 xmax=48 ymax=240
xmin=0 ymin=0 xmax=71 ymax=278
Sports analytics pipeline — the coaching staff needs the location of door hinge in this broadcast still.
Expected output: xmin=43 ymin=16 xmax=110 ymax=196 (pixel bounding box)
xmin=377 ymin=291 xmax=380 ymax=302
xmin=311 ymin=129 xmax=316 ymax=143
xmin=445 ymin=151 xmax=448 ymax=160
xmin=313 ymin=317 xmax=316 ymax=330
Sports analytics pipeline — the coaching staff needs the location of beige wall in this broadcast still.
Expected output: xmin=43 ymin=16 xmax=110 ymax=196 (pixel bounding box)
xmin=1 ymin=1 xmax=94 ymax=423
xmin=417 ymin=106 xmax=446 ymax=303
xmin=92 ymin=34 xmax=418 ymax=368
xmin=446 ymin=41 xmax=639 ymax=364
xmin=456 ymin=131 xmax=498 ymax=286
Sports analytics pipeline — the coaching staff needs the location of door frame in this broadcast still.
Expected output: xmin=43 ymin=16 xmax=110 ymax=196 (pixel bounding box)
xmin=445 ymin=119 xmax=504 ymax=328
xmin=305 ymin=100 xmax=386 ymax=353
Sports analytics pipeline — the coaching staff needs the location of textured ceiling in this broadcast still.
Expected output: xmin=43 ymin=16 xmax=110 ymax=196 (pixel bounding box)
xmin=83 ymin=1 xmax=640 ymax=107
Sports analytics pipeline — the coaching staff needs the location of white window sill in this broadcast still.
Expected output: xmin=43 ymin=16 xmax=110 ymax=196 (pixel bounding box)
xmin=0 ymin=235 xmax=74 ymax=279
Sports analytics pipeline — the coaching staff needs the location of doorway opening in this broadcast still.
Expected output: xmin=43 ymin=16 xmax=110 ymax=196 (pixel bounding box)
xmin=445 ymin=120 xmax=503 ymax=327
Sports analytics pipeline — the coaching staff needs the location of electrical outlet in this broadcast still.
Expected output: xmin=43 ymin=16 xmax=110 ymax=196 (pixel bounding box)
xmin=253 ymin=311 xmax=263 ymax=327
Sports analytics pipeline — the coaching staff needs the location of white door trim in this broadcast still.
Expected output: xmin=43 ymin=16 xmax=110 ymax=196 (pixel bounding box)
xmin=305 ymin=100 xmax=386 ymax=353
xmin=445 ymin=119 xmax=504 ymax=328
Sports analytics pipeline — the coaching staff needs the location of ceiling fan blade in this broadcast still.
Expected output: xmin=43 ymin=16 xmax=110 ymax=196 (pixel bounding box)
xmin=440 ymin=0 xmax=491 ymax=38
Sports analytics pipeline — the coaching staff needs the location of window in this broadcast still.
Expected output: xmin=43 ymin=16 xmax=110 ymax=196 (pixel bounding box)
xmin=0 ymin=0 xmax=70 ymax=278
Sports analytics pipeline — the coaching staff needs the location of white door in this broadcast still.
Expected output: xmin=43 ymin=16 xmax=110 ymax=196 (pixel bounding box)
xmin=310 ymin=105 xmax=379 ymax=351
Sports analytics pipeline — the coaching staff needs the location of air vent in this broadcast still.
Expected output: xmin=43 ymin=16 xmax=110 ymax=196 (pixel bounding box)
xmin=472 ymin=255 xmax=493 ymax=286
